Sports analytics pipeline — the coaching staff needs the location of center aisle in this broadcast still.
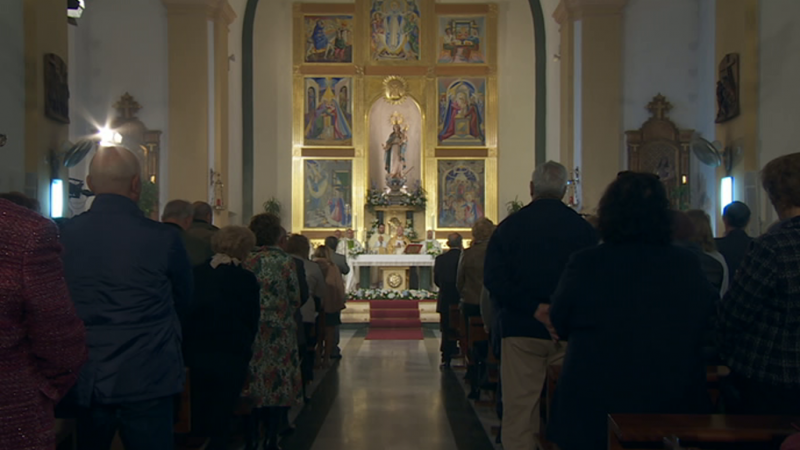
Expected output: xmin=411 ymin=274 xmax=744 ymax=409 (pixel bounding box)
xmin=281 ymin=326 xmax=495 ymax=450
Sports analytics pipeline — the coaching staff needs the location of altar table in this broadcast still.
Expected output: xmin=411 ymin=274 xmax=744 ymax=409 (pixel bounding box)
xmin=351 ymin=254 xmax=435 ymax=291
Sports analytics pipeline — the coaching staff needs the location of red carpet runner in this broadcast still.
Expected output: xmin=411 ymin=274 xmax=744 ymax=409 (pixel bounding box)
xmin=365 ymin=300 xmax=424 ymax=340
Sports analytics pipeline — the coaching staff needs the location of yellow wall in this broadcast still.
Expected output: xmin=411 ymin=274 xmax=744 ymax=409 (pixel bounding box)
xmin=23 ymin=0 xmax=69 ymax=214
xmin=715 ymin=0 xmax=759 ymax=226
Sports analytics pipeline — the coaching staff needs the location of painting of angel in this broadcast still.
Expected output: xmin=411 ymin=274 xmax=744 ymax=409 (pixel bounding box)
xmin=304 ymin=159 xmax=353 ymax=228
xmin=370 ymin=0 xmax=421 ymax=61
xmin=304 ymin=77 xmax=353 ymax=146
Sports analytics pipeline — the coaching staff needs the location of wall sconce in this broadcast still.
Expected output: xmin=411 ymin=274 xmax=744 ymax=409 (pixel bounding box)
xmin=97 ymin=127 xmax=122 ymax=147
xmin=720 ymin=176 xmax=734 ymax=214
xmin=51 ymin=179 xmax=64 ymax=218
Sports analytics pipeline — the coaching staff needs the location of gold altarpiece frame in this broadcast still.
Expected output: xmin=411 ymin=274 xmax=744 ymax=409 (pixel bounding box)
xmin=291 ymin=1 xmax=498 ymax=241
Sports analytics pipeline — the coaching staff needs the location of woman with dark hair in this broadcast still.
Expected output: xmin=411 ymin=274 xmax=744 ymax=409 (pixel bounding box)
xmin=243 ymin=213 xmax=302 ymax=450
xmin=545 ymin=173 xmax=717 ymax=450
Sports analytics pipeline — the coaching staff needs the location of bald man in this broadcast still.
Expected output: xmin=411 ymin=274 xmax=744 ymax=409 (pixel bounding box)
xmin=59 ymin=146 xmax=193 ymax=450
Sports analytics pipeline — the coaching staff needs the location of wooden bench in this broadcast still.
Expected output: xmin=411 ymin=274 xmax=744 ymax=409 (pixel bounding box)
xmin=608 ymin=414 xmax=799 ymax=449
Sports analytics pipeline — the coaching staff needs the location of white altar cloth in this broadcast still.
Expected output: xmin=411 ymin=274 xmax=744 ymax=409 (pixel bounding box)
xmin=350 ymin=254 xmax=435 ymax=267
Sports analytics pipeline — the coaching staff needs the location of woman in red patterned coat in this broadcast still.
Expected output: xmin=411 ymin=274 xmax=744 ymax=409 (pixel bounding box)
xmin=0 ymin=199 xmax=88 ymax=450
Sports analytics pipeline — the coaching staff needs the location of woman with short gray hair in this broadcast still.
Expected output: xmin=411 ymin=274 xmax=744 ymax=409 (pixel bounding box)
xmin=184 ymin=226 xmax=261 ymax=450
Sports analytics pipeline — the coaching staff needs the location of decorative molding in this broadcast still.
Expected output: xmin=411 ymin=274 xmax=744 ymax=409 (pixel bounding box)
xmin=553 ymin=0 xmax=627 ymax=24
xmin=162 ymin=0 xmax=236 ymax=22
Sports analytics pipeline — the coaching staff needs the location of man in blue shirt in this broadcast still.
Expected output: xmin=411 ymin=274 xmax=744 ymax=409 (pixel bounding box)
xmin=61 ymin=146 xmax=193 ymax=450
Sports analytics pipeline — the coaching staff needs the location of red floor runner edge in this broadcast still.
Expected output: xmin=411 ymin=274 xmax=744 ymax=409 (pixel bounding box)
xmin=365 ymin=328 xmax=424 ymax=340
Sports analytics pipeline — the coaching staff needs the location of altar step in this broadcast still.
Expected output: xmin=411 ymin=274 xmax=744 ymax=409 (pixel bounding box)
xmin=371 ymin=309 xmax=420 ymax=319
xmin=342 ymin=300 xmax=439 ymax=324
xmin=369 ymin=300 xmax=422 ymax=329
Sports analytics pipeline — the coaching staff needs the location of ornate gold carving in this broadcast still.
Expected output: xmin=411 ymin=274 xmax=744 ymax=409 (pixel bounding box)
xmin=383 ymin=75 xmax=409 ymax=104
xmin=114 ymin=93 xmax=142 ymax=119
xmin=387 ymin=273 xmax=403 ymax=289
xmin=355 ymin=65 xmax=365 ymax=76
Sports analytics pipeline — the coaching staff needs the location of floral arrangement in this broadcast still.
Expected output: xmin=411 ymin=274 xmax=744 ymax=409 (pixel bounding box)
xmin=404 ymin=219 xmax=419 ymax=241
xmin=425 ymin=244 xmax=443 ymax=257
xmin=366 ymin=187 xmax=390 ymax=208
xmin=348 ymin=288 xmax=437 ymax=301
xmin=399 ymin=181 xmax=427 ymax=209
xmin=348 ymin=247 xmax=367 ymax=258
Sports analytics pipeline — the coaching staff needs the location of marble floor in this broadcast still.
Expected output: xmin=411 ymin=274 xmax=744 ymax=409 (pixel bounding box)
xmin=280 ymin=326 xmax=495 ymax=450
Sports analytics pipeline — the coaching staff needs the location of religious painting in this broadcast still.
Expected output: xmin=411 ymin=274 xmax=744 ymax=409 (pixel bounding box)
xmin=368 ymin=97 xmax=422 ymax=192
xmin=437 ymin=16 xmax=486 ymax=64
xmin=304 ymin=159 xmax=353 ymax=229
xmin=304 ymin=15 xmax=353 ymax=63
xmin=370 ymin=0 xmax=421 ymax=62
xmin=437 ymin=160 xmax=485 ymax=228
xmin=304 ymin=77 xmax=353 ymax=146
xmin=437 ymin=77 xmax=486 ymax=146
xmin=715 ymin=53 xmax=740 ymax=123
xmin=44 ymin=53 xmax=70 ymax=124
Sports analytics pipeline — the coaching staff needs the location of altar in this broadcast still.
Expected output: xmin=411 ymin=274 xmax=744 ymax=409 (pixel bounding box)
xmin=351 ymin=254 xmax=435 ymax=291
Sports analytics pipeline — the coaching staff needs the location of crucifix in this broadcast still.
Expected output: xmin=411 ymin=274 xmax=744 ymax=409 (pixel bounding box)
xmin=647 ymin=93 xmax=672 ymax=119
xmin=114 ymin=92 xmax=142 ymax=119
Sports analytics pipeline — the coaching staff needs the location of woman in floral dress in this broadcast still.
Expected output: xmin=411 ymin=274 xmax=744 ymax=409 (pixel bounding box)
xmin=244 ymin=213 xmax=302 ymax=450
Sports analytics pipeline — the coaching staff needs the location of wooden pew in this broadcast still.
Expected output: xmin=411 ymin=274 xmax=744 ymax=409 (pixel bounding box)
xmin=447 ymin=304 xmax=464 ymax=363
xmin=536 ymin=365 xmax=731 ymax=450
xmin=608 ymin=414 xmax=799 ymax=449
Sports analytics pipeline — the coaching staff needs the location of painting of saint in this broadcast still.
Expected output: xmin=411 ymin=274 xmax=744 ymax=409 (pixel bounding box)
xmin=437 ymin=78 xmax=486 ymax=146
xmin=370 ymin=0 xmax=421 ymax=61
xmin=304 ymin=16 xmax=353 ymax=63
xmin=304 ymin=77 xmax=353 ymax=146
xmin=437 ymin=17 xmax=486 ymax=64
xmin=304 ymin=160 xmax=353 ymax=229
xmin=438 ymin=160 xmax=485 ymax=228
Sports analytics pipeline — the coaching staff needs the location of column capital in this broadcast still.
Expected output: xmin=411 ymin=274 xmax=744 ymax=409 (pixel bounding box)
xmin=554 ymin=0 xmax=627 ymax=24
xmin=162 ymin=0 xmax=236 ymax=24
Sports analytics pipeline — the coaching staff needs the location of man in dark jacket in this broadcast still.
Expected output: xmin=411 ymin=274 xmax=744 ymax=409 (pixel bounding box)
xmin=484 ymin=161 xmax=597 ymax=450
xmin=162 ymin=199 xmax=213 ymax=266
xmin=187 ymin=201 xmax=219 ymax=259
xmin=715 ymin=201 xmax=753 ymax=284
xmin=60 ymin=146 xmax=193 ymax=450
xmin=435 ymin=233 xmax=463 ymax=367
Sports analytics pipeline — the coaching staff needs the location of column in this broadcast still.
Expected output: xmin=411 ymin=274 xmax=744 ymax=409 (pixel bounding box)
xmin=163 ymin=0 xmax=235 ymax=226
xmin=23 ymin=0 xmax=70 ymax=215
xmin=554 ymin=0 xmax=626 ymax=213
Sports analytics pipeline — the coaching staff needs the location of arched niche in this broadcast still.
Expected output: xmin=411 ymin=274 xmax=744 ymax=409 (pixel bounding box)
xmin=367 ymin=95 xmax=422 ymax=192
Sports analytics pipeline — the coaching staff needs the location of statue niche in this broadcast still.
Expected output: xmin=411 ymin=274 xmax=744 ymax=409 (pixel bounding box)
xmin=626 ymin=94 xmax=693 ymax=210
xmin=368 ymin=94 xmax=421 ymax=202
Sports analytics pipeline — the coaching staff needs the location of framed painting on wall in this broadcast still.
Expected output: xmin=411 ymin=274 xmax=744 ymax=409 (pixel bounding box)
xmin=437 ymin=77 xmax=486 ymax=147
xmin=303 ymin=15 xmax=354 ymax=63
xmin=304 ymin=77 xmax=353 ymax=146
xmin=370 ymin=0 xmax=421 ymax=62
xmin=437 ymin=16 xmax=486 ymax=64
xmin=304 ymin=159 xmax=353 ymax=229
xmin=437 ymin=159 xmax=485 ymax=229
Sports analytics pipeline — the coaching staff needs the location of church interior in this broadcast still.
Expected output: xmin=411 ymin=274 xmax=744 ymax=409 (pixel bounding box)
xmin=2 ymin=0 xmax=800 ymax=449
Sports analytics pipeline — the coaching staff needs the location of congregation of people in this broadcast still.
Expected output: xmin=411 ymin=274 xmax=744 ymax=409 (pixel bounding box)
xmin=0 ymin=146 xmax=347 ymax=450
xmin=2 ymin=144 xmax=800 ymax=450
xmin=434 ymin=156 xmax=800 ymax=450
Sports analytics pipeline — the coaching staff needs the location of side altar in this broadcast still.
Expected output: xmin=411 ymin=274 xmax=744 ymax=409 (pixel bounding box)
xmin=351 ymin=254 xmax=434 ymax=291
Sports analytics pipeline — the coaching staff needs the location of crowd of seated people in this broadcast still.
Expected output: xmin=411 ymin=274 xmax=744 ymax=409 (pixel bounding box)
xmin=2 ymin=146 xmax=800 ymax=450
